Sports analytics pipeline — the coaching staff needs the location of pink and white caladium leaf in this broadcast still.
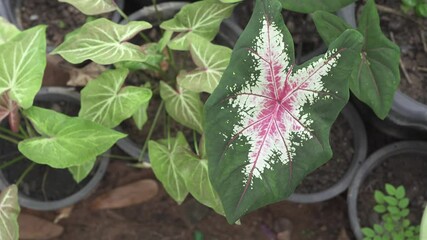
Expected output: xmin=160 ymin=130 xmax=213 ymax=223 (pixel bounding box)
xmin=204 ymin=0 xmax=363 ymax=223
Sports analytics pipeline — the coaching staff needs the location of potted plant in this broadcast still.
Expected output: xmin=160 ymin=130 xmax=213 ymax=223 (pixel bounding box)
xmin=347 ymin=141 xmax=427 ymax=239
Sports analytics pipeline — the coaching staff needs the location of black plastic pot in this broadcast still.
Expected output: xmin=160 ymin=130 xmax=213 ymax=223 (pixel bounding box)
xmin=348 ymin=141 xmax=427 ymax=239
xmin=286 ymin=103 xmax=368 ymax=203
xmin=0 ymin=87 xmax=109 ymax=211
xmin=116 ymin=2 xmax=242 ymax=159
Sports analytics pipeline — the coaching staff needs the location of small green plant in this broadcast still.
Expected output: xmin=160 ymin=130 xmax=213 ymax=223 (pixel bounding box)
xmin=401 ymin=0 xmax=427 ymax=18
xmin=362 ymin=184 xmax=420 ymax=240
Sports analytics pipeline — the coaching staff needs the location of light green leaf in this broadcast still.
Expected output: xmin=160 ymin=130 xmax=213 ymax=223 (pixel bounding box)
xmin=160 ymin=81 xmax=203 ymax=133
xmin=68 ymin=160 xmax=96 ymax=183
xmin=148 ymin=132 xmax=190 ymax=204
xmin=132 ymin=101 xmax=149 ymax=130
xmin=177 ymin=36 xmax=231 ymax=93
xmin=220 ymin=0 xmax=242 ymax=3
xmin=0 ymin=17 xmax=20 ymax=44
xmin=160 ymin=0 xmax=235 ymax=50
xmin=52 ymin=19 xmax=152 ymax=64
xmin=0 ymin=185 xmax=20 ymax=240
xmin=18 ymin=107 xmax=126 ymax=169
xmin=79 ymin=68 xmax=152 ymax=128
xmin=58 ymin=0 xmax=118 ymax=15
xmin=421 ymin=206 xmax=427 ymax=240
xmin=115 ymin=43 xmax=164 ymax=71
xmin=0 ymin=26 xmax=46 ymax=109
xmin=395 ymin=185 xmax=405 ymax=199
xmin=179 ymin=154 xmax=224 ymax=215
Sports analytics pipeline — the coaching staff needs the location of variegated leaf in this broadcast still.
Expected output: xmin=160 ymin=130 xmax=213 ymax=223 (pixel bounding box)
xmin=0 ymin=26 xmax=46 ymax=109
xmin=160 ymin=82 xmax=203 ymax=133
xmin=0 ymin=185 xmax=20 ymax=240
xmin=52 ymin=19 xmax=152 ymax=64
xmin=177 ymin=36 xmax=231 ymax=93
xmin=132 ymin=101 xmax=149 ymax=130
xmin=18 ymin=107 xmax=126 ymax=169
xmin=79 ymin=68 xmax=152 ymax=128
xmin=58 ymin=0 xmax=118 ymax=15
xmin=148 ymin=132 xmax=190 ymax=204
xmin=205 ymin=0 xmax=363 ymax=222
xmin=68 ymin=161 xmax=96 ymax=183
xmin=160 ymin=0 xmax=235 ymax=50
xmin=0 ymin=17 xmax=20 ymax=44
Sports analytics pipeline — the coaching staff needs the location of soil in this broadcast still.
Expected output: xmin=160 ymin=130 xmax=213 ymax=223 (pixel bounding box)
xmin=21 ymin=155 xmax=354 ymax=240
xmin=234 ymin=1 xmax=324 ymax=64
xmin=369 ymin=0 xmax=427 ymax=104
xmin=17 ymin=0 xmax=112 ymax=47
xmin=357 ymin=152 xmax=427 ymax=228
xmin=295 ymin=113 xmax=354 ymax=193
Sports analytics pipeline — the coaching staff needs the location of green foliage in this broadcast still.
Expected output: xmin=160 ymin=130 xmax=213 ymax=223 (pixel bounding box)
xmin=280 ymin=0 xmax=356 ymax=13
xmin=0 ymin=17 xmax=20 ymax=44
xmin=401 ymin=0 xmax=427 ymax=18
xmin=362 ymin=184 xmax=420 ymax=240
xmin=0 ymin=185 xmax=20 ymax=240
xmin=58 ymin=0 xmax=119 ymax=15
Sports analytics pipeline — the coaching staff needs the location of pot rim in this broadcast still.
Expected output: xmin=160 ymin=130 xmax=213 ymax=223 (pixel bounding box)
xmin=0 ymin=87 xmax=110 ymax=211
xmin=287 ymin=103 xmax=368 ymax=203
xmin=347 ymin=141 xmax=427 ymax=239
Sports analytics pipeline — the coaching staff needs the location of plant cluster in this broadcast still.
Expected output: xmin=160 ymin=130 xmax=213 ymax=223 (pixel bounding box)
xmin=401 ymin=0 xmax=427 ymax=17
xmin=362 ymin=184 xmax=420 ymax=240
xmin=0 ymin=0 xmax=403 ymax=234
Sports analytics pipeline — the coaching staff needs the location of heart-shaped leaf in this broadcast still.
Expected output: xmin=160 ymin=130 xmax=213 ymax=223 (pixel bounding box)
xmin=312 ymin=0 xmax=400 ymax=119
xmin=178 ymin=153 xmax=224 ymax=215
xmin=58 ymin=0 xmax=118 ymax=15
xmin=0 ymin=26 xmax=46 ymax=109
xmin=52 ymin=19 xmax=152 ymax=64
xmin=68 ymin=161 xmax=96 ymax=183
xmin=280 ymin=0 xmax=356 ymax=13
xmin=148 ymin=132 xmax=190 ymax=204
xmin=79 ymin=68 xmax=152 ymax=128
xmin=0 ymin=185 xmax=20 ymax=240
xmin=205 ymin=0 xmax=363 ymax=222
xmin=160 ymin=82 xmax=203 ymax=133
xmin=0 ymin=17 xmax=20 ymax=44
xmin=18 ymin=107 xmax=126 ymax=169
xmin=160 ymin=0 xmax=235 ymax=50
xmin=177 ymin=36 xmax=232 ymax=93
xmin=132 ymin=102 xmax=149 ymax=130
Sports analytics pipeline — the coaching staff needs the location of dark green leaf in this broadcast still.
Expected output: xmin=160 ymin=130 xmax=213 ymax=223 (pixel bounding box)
xmin=280 ymin=0 xmax=356 ymax=13
xmin=395 ymin=186 xmax=405 ymax=199
xmin=385 ymin=184 xmax=397 ymax=195
xmin=374 ymin=224 xmax=383 ymax=234
xmin=398 ymin=198 xmax=409 ymax=209
xmin=387 ymin=206 xmax=400 ymax=214
xmin=374 ymin=190 xmax=385 ymax=203
xmin=311 ymin=10 xmax=352 ymax=45
xmin=384 ymin=196 xmax=398 ymax=206
xmin=415 ymin=3 xmax=427 ymax=17
xmin=400 ymin=208 xmax=410 ymax=217
xmin=374 ymin=204 xmax=387 ymax=213
xmin=402 ymin=0 xmax=417 ymax=7
xmin=362 ymin=228 xmax=376 ymax=237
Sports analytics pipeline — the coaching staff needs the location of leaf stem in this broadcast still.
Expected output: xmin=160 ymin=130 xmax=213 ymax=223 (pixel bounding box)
xmin=0 ymin=127 xmax=24 ymax=139
xmin=104 ymin=154 xmax=138 ymax=161
xmin=0 ymin=133 xmax=19 ymax=145
xmin=138 ymin=101 xmax=165 ymax=162
xmin=193 ymin=130 xmax=199 ymax=157
xmin=16 ymin=162 xmax=35 ymax=187
xmin=0 ymin=155 xmax=25 ymax=170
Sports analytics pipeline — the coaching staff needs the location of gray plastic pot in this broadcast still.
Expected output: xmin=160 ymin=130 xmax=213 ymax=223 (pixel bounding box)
xmin=347 ymin=141 xmax=427 ymax=239
xmin=0 ymin=87 xmax=110 ymax=211
xmin=287 ymin=103 xmax=368 ymax=203
xmin=116 ymin=2 xmax=242 ymax=159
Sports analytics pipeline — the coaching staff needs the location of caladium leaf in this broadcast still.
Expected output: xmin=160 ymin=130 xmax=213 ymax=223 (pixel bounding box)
xmin=79 ymin=68 xmax=152 ymax=128
xmin=0 ymin=185 xmax=20 ymax=240
xmin=18 ymin=107 xmax=126 ymax=169
xmin=160 ymin=0 xmax=235 ymax=50
xmin=115 ymin=43 xmax=164 ymax=72
xmin=312 ymin=0 xmax=400 ymax=119
xmin=160 ymin=82 xmax=204 ymax=133
xmin=52 ymin=19 xmax=152 ymax=65
xmin=205 ymin=0 xmax=363 ymax=223
xmin=132 ymin=101 xmax=149 ymax=130
xmin=68 ymin=160 xmax=96 ymax=183
xmin=177 ymin=36 xmax=232 ymax=93
xmin=58 ymin=0 xmax=118 ymax=15
xmin=148 ymin=132 xmax=190 ymax=204
xmin=280 ymin=0 xmax=356 ymax=13
xmin=178 ymin=152 xmax=224 ymax=215
xmin=0 ymin=26 xmax=46 ymax=109
xmin=0 ymin=93 xmax=20 ymax=132
xmin=0 ymin=17 xmax=20 ymax=44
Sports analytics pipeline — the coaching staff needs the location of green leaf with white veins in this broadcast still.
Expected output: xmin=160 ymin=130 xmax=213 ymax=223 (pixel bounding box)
xmin=0 ymin=26 xmax=46 ymax=109
xmin=0 ymin=185 xmax=20 ymax=240
xmin=52 ymin=19 xmax=152 ymax=64
xmin=178 ymin=36 xmax=231 ymax=93
xmin=160 ymin=0 xmax=235 ymax=50
xmin=68 ymin=161 xmax=96 ymax=183
xmin=18 ymin=107 xmax=126 ymax=169
xmin=79 ymin=68 xmax=152 ymax=128
xmin=132 ymin=101 xmax=149 ymax=130
xmin=160 ymin=82 xmax=203 ymax=133
xmin=148 ymin=132 xmax=190 ymax=204
xmin=0 ymin=17 xmax=20 ymax=44
xmin=59 ymin=0 xmax=118 ymax=15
